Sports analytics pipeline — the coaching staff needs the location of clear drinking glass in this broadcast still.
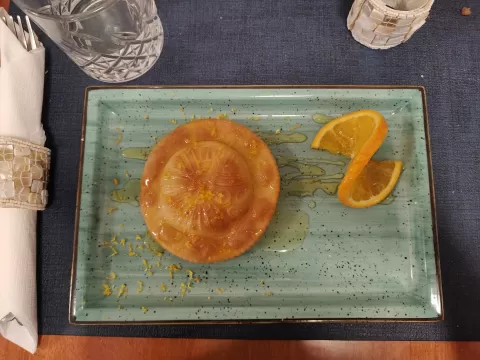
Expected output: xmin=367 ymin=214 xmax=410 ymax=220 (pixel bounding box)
xmin=13 ymin=0 xmax=164 ymax=83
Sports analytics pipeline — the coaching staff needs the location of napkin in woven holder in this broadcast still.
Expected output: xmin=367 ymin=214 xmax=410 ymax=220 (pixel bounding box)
xmin=347 ymin=0 xmax=434 ymax=49
xmin=0 ymin=9 xmax=46 ymax=354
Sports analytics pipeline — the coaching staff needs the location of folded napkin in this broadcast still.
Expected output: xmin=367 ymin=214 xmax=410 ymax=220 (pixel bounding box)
xmin=0 ymin=9 xmax=45 ymax=354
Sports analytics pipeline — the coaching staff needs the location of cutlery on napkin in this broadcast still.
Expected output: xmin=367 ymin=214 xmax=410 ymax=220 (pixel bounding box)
xmin=0 ymin=8 xmax=45 ymax=354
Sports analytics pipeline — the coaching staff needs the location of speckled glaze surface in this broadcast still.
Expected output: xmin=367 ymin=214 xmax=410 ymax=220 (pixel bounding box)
xmin=71 ymin=86 xmax=442 ymax=323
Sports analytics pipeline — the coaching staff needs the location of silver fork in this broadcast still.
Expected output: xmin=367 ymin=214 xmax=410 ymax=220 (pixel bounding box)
xmin=1 ymin=11 xmax=39 ymax=51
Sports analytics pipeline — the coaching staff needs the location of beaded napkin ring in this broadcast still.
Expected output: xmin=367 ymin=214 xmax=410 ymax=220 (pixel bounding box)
xmin=0 ymin=137 xmax=50 ymax=210
xmin=347 ymin=0 xmax=433 ymax=49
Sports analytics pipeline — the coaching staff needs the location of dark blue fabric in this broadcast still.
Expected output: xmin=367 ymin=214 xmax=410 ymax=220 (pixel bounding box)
xmin=11 ymin=0 xmax=480 ymax=339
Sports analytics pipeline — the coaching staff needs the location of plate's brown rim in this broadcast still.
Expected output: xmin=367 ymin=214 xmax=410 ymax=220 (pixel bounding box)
xmin=71 ymin=317 xmax=441 ymax=326
xmin=69 ymin=85 xmax=443 ymax=325
xmin=69 ymin=87 xmax=90 ymax=323
xmin=419 ymin=86 xmax=444 ymax=320
xmin=84 ymin=84 xmax=428 ymax=90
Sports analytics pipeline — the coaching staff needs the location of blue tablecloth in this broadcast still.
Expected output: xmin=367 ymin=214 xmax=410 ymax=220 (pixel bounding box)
xmin=22 ymin=0 xmax=480 ymax=340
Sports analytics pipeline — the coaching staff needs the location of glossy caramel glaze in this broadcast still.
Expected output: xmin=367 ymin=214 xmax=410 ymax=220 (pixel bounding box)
xmin=140 ymin=119 xmax=280 ymax=263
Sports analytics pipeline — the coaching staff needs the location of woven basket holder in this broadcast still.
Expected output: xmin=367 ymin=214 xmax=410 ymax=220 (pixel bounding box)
xmin=347 ymin=0 xmax=434 ymax=49
xmin=0 ymin=137 xmax=50 ymax=211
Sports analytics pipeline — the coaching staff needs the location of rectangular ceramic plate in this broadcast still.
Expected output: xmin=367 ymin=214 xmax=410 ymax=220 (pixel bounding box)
xmin=70 ymin=86 xmax=442 ymax=324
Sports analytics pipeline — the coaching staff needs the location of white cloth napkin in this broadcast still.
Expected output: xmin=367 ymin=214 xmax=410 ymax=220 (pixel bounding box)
xmin=0 ymin=10 xmax=45 ymax=354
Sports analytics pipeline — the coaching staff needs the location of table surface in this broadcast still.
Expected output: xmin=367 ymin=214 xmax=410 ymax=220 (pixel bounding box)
xmin=1 ymin=337 xmax=480 ymax=360
xmin=0 ymin=0 xmax=8 ymax=10
xmin=8 ymin=0 xmax=480 ymax=341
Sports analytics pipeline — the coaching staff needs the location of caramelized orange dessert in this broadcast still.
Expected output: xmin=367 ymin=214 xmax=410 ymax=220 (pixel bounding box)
xmin=140 ymin=119 xmax=280 ymax=263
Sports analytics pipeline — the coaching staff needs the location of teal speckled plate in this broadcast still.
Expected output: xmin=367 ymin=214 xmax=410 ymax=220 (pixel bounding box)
xmin=70 ymin=86 xmax=442 ymax=324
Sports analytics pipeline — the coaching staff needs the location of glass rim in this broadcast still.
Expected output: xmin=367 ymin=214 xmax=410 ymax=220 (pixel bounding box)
xmin=20 ymin=0 xmax=120 ymax=21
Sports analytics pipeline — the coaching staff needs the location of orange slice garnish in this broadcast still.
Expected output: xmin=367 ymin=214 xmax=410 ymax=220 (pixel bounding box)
xmin=311 ymin=110 xmax=402 ymax=208
xmin=341 ymin=159 xmax=403 ymax=208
